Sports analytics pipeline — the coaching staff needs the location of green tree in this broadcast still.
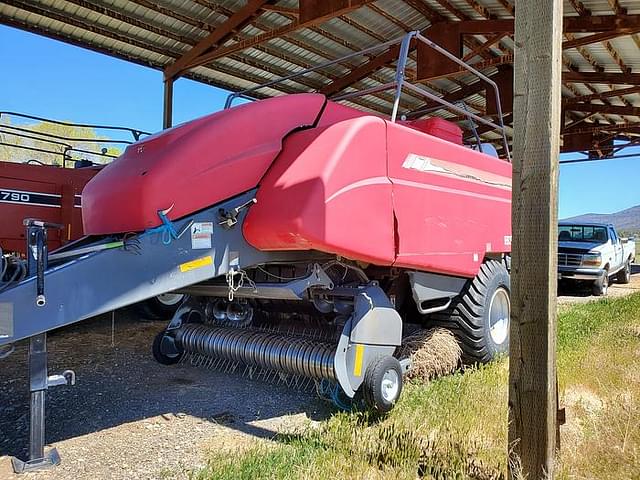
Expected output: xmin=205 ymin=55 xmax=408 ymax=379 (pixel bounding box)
xmin=0 ymin=115 xmax=123 ymax=167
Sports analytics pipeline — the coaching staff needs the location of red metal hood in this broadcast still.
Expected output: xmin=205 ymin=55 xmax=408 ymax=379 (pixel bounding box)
xmin=82 ymin=94 xmax=326 ymax=234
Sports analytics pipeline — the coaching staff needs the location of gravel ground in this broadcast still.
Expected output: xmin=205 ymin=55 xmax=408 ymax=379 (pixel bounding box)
xmin=0 ymin=312 xmax=329 ymax=480
xmin=1 ymin=267 xmax=637 ymax=479
xmin=558 ymin=264 xmax=640 ymax=305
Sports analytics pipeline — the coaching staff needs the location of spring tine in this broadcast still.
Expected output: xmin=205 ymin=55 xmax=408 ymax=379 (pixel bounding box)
xmin=175 ymin=324 xmax=336 ymax=382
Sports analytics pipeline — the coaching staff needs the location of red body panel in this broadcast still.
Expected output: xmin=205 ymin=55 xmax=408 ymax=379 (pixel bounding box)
xmin=386 ymin=122 xmax=512 ymax=277
xmin=81 ymin=94 xmax=512 ymax=278
xmin=0 ymin=162 xmax=97 ymax=254
xmin=404 ymin=117 xmax=463 ymax=145
xmin=82 ymin=94 xmax=326 ymax=234
xmin=244 ymin=102 xmax=511 ymax=277
xmin=243 ymin=116 xmax=395 ymax=265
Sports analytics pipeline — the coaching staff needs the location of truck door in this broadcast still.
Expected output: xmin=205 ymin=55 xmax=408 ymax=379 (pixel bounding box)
xmin=610 ymin=227 xmax=623 ymax=270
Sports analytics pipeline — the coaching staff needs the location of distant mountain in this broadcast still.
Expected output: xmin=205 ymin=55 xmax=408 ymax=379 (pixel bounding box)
xmin=562 ymin=205 xmax=640 ymax=233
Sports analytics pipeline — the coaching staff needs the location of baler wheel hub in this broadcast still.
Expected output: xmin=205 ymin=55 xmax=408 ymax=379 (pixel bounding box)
xmin=381 ymin=369 xmax=400 ymax=402
xmin=488 ymin=287 xmax=510 ymax=346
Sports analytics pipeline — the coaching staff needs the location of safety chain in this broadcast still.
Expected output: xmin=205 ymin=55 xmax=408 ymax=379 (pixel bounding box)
xmin=225 ymin=268 xmax=256 ymax=301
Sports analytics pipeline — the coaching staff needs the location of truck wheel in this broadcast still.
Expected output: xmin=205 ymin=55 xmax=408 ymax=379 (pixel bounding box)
xmin=592 ymin=271 xmax=609 ymax=296
xmin=135 ymin=293 xmax=185 ymax=320
xmin=432 ymin=260 xmax=510 ymax=364
xmin=362 ymin=356 xmax=403 ymax=414
xmin=617 ymin=260 xmax=631 ymax=284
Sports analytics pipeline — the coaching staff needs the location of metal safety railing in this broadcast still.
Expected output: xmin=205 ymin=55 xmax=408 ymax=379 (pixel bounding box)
xmin=0 ymin=111 xmax=151 ymax=168
xmin=224 ymin=31 xmax=511 ymax=162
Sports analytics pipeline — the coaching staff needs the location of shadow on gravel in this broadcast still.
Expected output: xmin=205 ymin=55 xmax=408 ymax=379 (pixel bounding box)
xmin=0 ymin=311 xmax=332 ymax=460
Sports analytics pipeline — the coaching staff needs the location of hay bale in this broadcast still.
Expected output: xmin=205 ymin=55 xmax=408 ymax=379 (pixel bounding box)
xmin=397 ymin=328 xmax=461 ymax=381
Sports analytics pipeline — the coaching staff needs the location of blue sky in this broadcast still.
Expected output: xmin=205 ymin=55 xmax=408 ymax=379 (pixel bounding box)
xmin=1 ymin=24 xmax=638 ymax=218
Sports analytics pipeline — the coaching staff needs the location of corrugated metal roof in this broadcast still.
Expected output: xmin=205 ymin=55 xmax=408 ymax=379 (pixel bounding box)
xmin=1 ymin=0 xmax=639 ymax=155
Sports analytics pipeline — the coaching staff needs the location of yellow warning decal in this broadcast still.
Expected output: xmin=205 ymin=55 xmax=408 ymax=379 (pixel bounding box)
xmin=353 ymin=344 xmax=365 ymax=377
xmin=179 ymin=256 xmax=213 ymax=273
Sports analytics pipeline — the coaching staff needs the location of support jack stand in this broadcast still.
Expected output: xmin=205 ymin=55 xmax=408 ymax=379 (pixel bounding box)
xmin=11 ymin=447 xmax=61 ymax=474
xmin=11 ymin=220 xmax=75 ymax=474
xmin=10 ymin=333 xmax=75 ymax=473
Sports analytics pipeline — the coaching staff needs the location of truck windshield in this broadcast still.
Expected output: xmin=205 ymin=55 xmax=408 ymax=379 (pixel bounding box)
xmin=558 ymin=225 xmax=608 ymax=243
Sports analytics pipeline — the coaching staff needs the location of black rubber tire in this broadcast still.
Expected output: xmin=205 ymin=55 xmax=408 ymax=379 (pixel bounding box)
xmin=152 ymin=331 xmax=183 ymax=365
xmin=431 ymin=260 xmax=510 ymax=364
xmin=617 ymin=260 xmax=631 ymax=284
xmin=134 ymin=294 xmax=185 ymax=320
xmin=592 ymin=270 xmax=609 ymax=296
xmin=362 ymin=355 xmax=403 ymax=414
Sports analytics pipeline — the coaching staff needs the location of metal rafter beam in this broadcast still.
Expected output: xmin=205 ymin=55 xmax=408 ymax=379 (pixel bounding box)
xmin=563 ymin=29 xmax=640 ymax=49
xmin=422 ymin=15 xmax=640 ymax=33
xmin=563 ymin=71 xmax=640 ymax=84
xmin=129 ymin=0 xmax=214 ymax=31
xmin=495 ymin=0 xmax=514 ymax=15
xmin=404 ymin=0 xmax=445 ymax=23
xmin=567 ymin=0 xmax=590 ymax=15
xmin=59 ymin=0 xmax=193 ymax=45
xmin=565 ymin=103 xmax=640 ymax=117
xmin=462 ymin=32 xmax=510 ymax=61
xmin=604 ymin=40 xmax=631 ymax=73
xmin=563 ymin=86 xmax=640 ymax=103
xmin=603 ymin=1 xmax=630 ymax=74
xmin=4 ymin=0 xmax=181 ymax=58
xmin=607 ymin=0 xmax=627 ymax=15
xmin=164 ymin=0 xmax=271 ymax=80
xmin=423 ymin=54 xmax=514 ymax=81
xmin=563 ymin=112 xmax=598 ymax=131
xmin=320 ymin=44 xmax=402 ymax=96
xmin=184 ymin=0 xmax=376 ymax=69
xmin=564 ymin=33 xmax=604 ymax=71
xmin=367 ymin=4 xmax=413 ymax=31
xmin=563 ymin=122 xmax=640 ymax=135
xmin=432 ymin=0 xmax=468 ymax=21
xmin=562 ymin=3 xmax=624 ymax=122
xmin=187 ymin=3 xmax=419 ymax=110
xmin=463 ymin=0 xmax=497 ymax=20
xmin=407 ymin=76 xmax=493 ymax=119
xmin=321 ymin=18 xmax=505 ymax=98
xmin=261 ymin=5 xmax=299 ymax=15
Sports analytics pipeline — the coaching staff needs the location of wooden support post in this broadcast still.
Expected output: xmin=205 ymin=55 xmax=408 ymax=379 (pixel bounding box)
xmin=163 ymin=78 xmax=174 ymax=130
xmin=508 ymin=0 xmax=563 ymax=479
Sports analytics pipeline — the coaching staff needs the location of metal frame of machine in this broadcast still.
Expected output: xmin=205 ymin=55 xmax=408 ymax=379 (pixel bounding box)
xmin=0 ymin=32 xmax=512 ymax=473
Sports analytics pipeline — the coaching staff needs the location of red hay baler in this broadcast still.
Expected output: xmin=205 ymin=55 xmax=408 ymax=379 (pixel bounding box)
xmin=0 ymin=32 xmax=512 ymax=471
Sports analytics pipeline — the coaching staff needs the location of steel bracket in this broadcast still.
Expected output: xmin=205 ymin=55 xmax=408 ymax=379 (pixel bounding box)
xmin=11 ymin=448 xmax=61 ymax=474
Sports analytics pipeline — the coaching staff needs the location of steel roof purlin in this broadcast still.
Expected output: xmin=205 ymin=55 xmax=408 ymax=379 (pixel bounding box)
xmin=1 ymin=0 xmax=639 ymax=158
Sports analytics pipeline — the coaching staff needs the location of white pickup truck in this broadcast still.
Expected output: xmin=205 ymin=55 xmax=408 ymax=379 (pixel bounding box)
xmin=558 ymin=222 xmax=636 ymax=296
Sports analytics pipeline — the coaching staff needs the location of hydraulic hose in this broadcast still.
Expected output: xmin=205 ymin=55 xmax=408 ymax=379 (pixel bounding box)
xmin=0 ymin=247 xmax=28 ymax=293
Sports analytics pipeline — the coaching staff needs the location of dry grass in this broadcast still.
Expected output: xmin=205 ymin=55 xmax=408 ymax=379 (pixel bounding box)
xmin=397 ymin=328 xmax=462 ymax=381
xmin=195 ymin=294 xmax=640 ymax=480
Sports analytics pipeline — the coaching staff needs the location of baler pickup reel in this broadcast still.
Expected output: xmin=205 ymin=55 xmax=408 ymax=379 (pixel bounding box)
xmin=156 ymin=271 xmax=411 ymax=408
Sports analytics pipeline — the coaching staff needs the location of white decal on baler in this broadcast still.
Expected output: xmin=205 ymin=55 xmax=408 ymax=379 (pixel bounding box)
xmin=402 ymin=154 xmax=446 ymax=173
xmin=191 ymin=222 xmax=214 ymax=249
xmin=401 ymin=153 xmax=512 ymax=189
